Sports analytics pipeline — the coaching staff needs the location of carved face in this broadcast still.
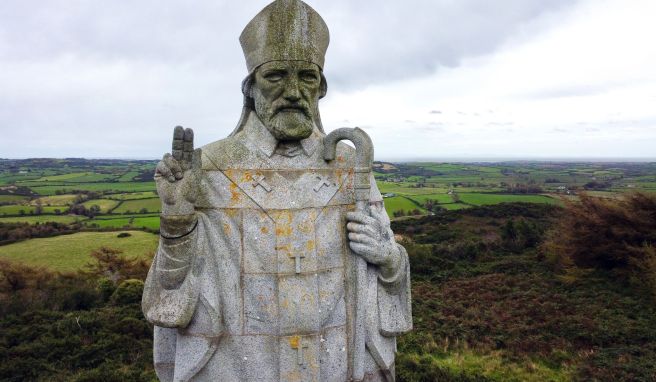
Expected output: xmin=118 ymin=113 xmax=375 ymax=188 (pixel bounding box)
xmin=252 ymin=60 xmax=322 ymax=141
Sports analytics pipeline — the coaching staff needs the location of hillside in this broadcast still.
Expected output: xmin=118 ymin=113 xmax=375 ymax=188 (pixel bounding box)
xmin=2 ymin=202 xmax=656 ymax=381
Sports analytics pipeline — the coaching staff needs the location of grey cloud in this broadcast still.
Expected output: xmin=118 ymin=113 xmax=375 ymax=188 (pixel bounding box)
xmin=0 ymin=0 xmax=581 ymax=157
xmin=316 ymin=0 xmax=578 ymax=88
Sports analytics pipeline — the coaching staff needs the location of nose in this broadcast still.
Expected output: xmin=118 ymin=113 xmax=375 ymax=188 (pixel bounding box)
xmin=283 ymin=77 xmax=301 ymax=103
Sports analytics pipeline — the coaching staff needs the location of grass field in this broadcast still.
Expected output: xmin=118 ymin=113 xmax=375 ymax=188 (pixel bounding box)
xmin=0 ymin=231 xmax=158 ymax=272
xmin=85 ymin=215 xmax=160 ymax=230
xmin=117 ymin=171 xmax=139 ymax=182
xmin=108 ymin=191 xmax=159 ymax=200
xmin=406 ymin=193 xmax=455 ymax=204
xmin=31 ymin=194 xmax=79 ymax=206
xmin=0 ymin=215 xmax=87 ymax=224
xmin=113 ymin=198 xmax=161 ymax=214
xmin=0 ymin=205 xmax=63 ymax=216
xmin=458 ymin=193 xmax=557 ymax=206
xmin=33 ymin=172 xmax=116 ymax=183
xmin=384 ymin=196 xmax=426 ymax=216
xmin=378 ymin=182 xmax=449 ymax=195
xmin=0 ymin=195 xmax=30 ymax=203
xmin=28 ymin=182 xmax=156 ymax=195
xmin=82 ymin=199 xmax=120 ymax=213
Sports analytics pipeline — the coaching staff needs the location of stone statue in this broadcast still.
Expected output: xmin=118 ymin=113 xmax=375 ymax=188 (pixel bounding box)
xmin=142 ymin=1 xmax=412 ymax=381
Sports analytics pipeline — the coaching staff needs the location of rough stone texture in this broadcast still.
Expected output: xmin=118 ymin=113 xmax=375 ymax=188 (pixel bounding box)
xmin=240 ymin=0 xmax=330 ymax=72
xmin=144 ymin=1 xmax=412 ymax=381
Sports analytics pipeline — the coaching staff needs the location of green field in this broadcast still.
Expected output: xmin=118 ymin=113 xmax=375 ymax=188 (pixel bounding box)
xmin=378 ymin=182 xmax=449 ymax=195
xmin=113 ymin=198 xmax=161 ymax=214
xmin=29 ymin=182 xmax=156 ymax=195
xmin=0 ymin=215 xmax=87 ymax=224
xmin=108 ymin=191 xmax=159 ymax=200
xmin=82 ymin=199 xmax=120 ymax=213
xmin=0 ymin=231 xmax=158 ymax=272
xmin=85 ymin=215 xmax=160 ymax=230
xmin=31 ymin=194 xmax=79 ymax=206
xmin=0 ymin=205 xmax=63 ymax=216
xmin=0 ymin=195 xmax=30 ymax=203
xmin=383 ymin=196 xmax=426 ymax=216
xmin=406 ymin=193 xmax=455 ymax=204
xmin=458 ymin=193 xmax=557 ymax=206
xmin=117 ymin=171 xmax=139 ymax=182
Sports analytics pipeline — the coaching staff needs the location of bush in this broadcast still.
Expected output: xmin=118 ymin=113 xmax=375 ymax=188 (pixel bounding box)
xmin=542 ymin=192 xmax=656 ymax=297
xmin=117 ymin=232 xmax=132 ymax=238
xmin=111 ymin=279 xmax=144 ymax=305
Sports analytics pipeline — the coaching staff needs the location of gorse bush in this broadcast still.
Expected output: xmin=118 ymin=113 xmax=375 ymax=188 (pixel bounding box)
xmin=542 ymin=192 xmax=656 ymax=297
xmin=0 ymin=248 xmax=155 ymax=381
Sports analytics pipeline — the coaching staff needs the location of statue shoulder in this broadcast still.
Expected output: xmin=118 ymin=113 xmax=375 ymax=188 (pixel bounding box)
xmin=200 ymin=135 xmax=251 ymax=170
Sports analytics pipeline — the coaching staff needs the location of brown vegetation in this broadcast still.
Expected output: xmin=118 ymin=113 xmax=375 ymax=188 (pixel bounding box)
xmin=542 ymin=192 xmax=656 ymax=298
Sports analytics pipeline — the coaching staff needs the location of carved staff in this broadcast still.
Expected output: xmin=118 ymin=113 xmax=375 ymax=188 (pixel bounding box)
xmin=323 ymin=127 xmax=373 ymax=381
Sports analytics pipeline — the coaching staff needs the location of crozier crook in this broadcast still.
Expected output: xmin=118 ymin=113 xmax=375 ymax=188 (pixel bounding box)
xmin=323 ymin=127 xmax=373 ymax=381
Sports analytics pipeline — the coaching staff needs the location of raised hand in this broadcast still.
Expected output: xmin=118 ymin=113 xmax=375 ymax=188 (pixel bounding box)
xmin=155 ymin=126 xmax=201 ymax=215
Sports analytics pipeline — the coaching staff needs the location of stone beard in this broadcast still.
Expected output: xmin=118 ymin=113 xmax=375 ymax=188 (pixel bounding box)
xmin=143 ymin=1 xmax=412 ymax=381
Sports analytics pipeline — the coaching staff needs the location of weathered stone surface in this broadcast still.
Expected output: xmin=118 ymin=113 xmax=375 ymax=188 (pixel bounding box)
xmin=144 ymin=1 xmax=412 ymax=381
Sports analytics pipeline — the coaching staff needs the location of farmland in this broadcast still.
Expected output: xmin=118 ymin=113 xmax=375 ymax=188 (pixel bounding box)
xmin=1 ymin=158 xmax=655 ymax=228
xmin=0 ymin=231 xmax=157 ymax=272
xmin=2 ymin=158 xmax=656 ymax=380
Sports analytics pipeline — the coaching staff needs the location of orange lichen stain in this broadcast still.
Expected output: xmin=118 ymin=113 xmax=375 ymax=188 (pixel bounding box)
xmin=222 ymin=223 xmax=231 ymax=235
xmin=241 ymin=171 xmax=253 ymax=182
xmin=336 ymin=155 xmax=345 ymax=163
xmin=275 ymin=224 xmax=292 ymax=237
xmin=297 ymin=221 xmax=313 ymax=234
xmin=288 ymin=335 xmax=301 ymax=349
xmin=225 ymin=209 xmax=239 ymax=218
xmin=260 ymin=226 xmax=269 ymax=234
xmin=229 ymin=183 xmax=241 ymax=203
xmin=306 ymin=240 xmax=315 ymax=251
xmin=280 ymin=298 xmax=289 ymax=309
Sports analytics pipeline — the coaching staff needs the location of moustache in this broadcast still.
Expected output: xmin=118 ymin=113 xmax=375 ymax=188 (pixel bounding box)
xmin=273 ymin=104 xmax=310 ymax=117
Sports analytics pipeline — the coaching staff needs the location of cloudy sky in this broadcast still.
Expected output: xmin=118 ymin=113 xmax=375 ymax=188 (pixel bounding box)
xmin=1 ymin=0 xmax=654 ymax=160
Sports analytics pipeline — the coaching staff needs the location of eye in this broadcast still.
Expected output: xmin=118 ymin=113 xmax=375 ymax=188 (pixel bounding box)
xmin=300 ymin=72 xmax=319 ymax=83
xmin=263 ymin=71 xmax=284 ymax=82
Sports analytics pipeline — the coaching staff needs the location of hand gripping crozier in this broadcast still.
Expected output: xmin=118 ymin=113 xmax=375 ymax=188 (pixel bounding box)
xmin=143 ymin=1 xmax=412 ymax=381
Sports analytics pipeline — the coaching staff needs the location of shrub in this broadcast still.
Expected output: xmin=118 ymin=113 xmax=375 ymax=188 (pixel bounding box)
xmin=542 ymin=192 xmax=656 ymax=297
xmin=111 ymin=279 xmax=144 ymax=305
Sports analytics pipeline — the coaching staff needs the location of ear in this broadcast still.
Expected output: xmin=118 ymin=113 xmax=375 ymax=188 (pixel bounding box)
xmin=241 ymin=74 xmax=255 ymax=109
xmin=319 ymin=72 xmax=328 ymax=99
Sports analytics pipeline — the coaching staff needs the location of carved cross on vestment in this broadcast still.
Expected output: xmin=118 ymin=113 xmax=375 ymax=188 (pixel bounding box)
xmin=252 ymin=174 xmax=272 ymax=192
xmin=289 ymin=252 xmax=305 ymax=274
xmin=289 ymin=336 xmax=309 ymax=367
xmin=313 ymin=175 xmax=333 ymax=192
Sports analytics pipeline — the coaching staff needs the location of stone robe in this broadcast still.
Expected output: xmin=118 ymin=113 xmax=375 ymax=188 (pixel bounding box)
xmin=143 ymin=114 xmax=412 ymax=382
